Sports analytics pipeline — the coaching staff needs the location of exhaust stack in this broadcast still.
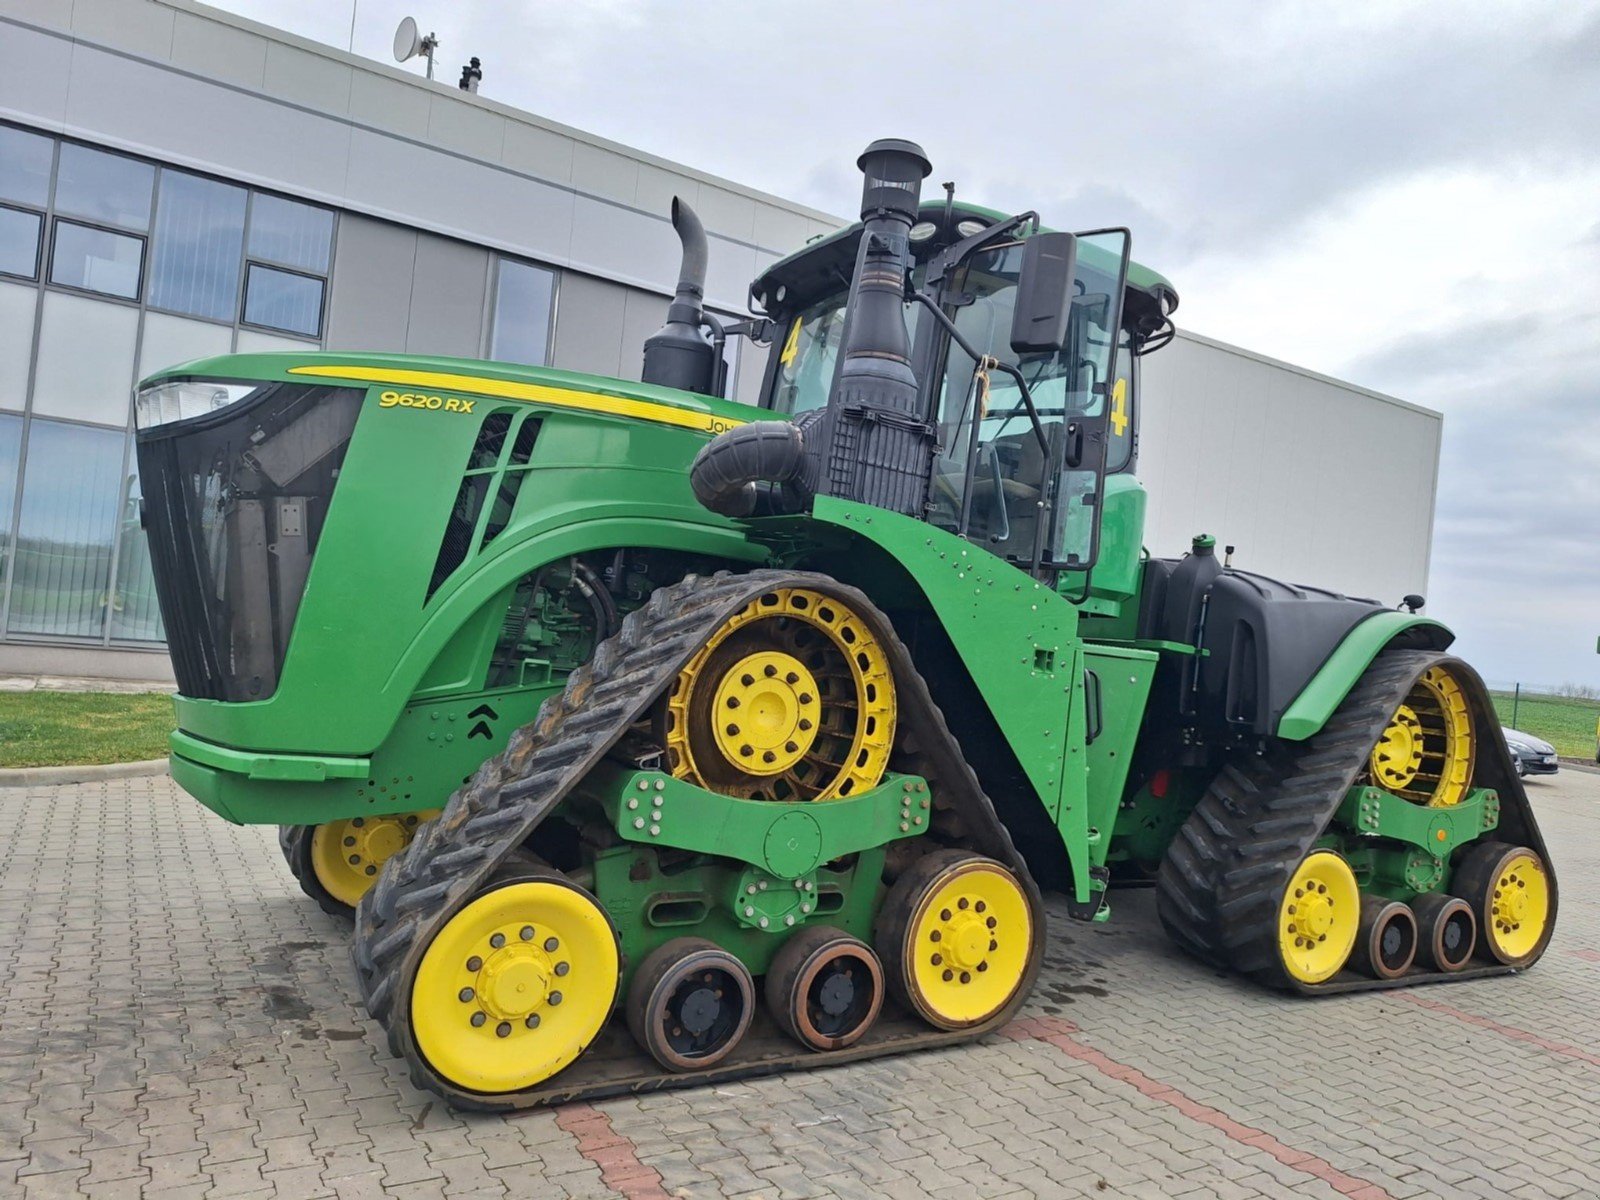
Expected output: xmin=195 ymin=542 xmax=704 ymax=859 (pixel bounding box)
xmin=641 ymin=198 xmax=718 ymax=395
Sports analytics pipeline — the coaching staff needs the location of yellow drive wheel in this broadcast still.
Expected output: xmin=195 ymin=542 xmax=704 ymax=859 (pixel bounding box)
xmin=1277 ymin=850 xmax=1360 ymax=984
xmin=661 ymin=587 xmax=896 ymax=802
xmin=411 ymin=875 xmax=619 ymax=1094
xmin=876 ymin=852 xmax=1034 ymax=1030
xmin=1368 ymin=664 xmax=1475 ymax=807
xmin=1451 ymin=842 xmax=1553 ymax=967
xmin=308 ymin=810 xmax=439 ymax=909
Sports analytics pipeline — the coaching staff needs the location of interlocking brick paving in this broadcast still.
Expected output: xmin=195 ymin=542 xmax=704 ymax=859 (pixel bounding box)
xmin=2 ymin=770 xmax=1593 ymax=1199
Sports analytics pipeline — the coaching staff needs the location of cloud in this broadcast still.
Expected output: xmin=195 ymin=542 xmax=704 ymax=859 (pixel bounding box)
xmin=208 ymin=0 xmax=1600 ymax=689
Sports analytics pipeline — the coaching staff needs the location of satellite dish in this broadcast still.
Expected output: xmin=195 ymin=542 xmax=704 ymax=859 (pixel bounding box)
xmin=393 ymin=16 xmax=421 ymax=63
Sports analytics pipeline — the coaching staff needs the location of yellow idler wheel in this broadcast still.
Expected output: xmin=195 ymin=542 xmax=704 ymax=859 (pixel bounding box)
xmin=411 ymin=874 xmax=619 ymax=1095
xmin=661 ymin=587 xmax=896 ymax=802
xmin=1368 ymin=665 xmax=1475 ymax=807
xmin=303 ymin=809 xmax=439 ymax=911
xmin=876 ymin=851 xmax=1033 ymax=1030
xmin=1451 ymin=842 xmax=1553 ymax=967
xmin=1277 ymin=850 xmax=1360 ymax=984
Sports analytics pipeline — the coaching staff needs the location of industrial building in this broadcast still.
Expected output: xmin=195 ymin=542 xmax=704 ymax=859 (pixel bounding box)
xmin=0 ymin=0 xmax=1441 ymax=682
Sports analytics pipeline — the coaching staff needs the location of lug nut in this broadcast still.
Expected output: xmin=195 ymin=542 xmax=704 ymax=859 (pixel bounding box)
xmin=545 ymin=937 xmax=559 ymax=952
xmin=798 ymin=719 xmax=813 ymax=731
xmin=470 ymin=1012 xmax=486 ymax=1027
xmin=521 ymin=926 xmax=535 ymax=941
xmin=490 ymin=933 xmax=506 ymax=949
xmin=785 ymin=672 xmax=799 ymax=684
xmin=549 ymin=992 xmax=563 ymax=1006
xmin=764 ymin=664 xmax=777 ymax=678
xmin=554 ymin=962 xmax=569 ymax=976
xmin=496 ymin=1022 xmax=511 ymax=1038
xmin=466 ymin=956 xmax=483 ymax=971
xmin=726 ymin=697 xmax=741 ymax=709
xmin=525 ymin=1014 xmax=540 ymax=1029
xmin=458 ymin=987 xmax=474 ymax=1002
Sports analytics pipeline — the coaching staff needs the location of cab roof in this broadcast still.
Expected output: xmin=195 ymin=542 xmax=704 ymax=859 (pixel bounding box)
xmin=752 ymin=199 xmax=1178 ymax=327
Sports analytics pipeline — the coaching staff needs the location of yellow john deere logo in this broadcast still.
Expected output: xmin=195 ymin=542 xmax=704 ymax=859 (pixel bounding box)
xmin=379 ymin=390 xmax=476 ymax=414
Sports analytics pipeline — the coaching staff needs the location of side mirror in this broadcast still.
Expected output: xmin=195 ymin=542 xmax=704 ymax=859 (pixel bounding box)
xmin=1010 ymin=231 xmax=1078 ymax=355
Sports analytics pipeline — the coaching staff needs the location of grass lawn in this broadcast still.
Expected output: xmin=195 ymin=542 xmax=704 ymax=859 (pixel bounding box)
xmin=1489 ymin=690 xmax=1600 ymax=760
xmin=0 ymin=692 xmax=174 ymax=768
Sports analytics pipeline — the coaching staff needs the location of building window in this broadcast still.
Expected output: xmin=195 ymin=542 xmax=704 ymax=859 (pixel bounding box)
xmin=243 ymin=264 xmax=324 ymax=337
xmin=108 ymin=457 xmax=161 ymax=643
xmin=30 ymin=292 xmax=140 ymax=425
xmin=0 ymin=126 xmax=53 ymax=208
xmin=489 ymin=258 xmax=556 ymax=366
xmin=0 ymin=205 xmax=41 ymax=280
xmin=248 ymin=194 xmax=333 ymax=273
xmin=5 ymin=419 xmax=128 ymax=640
xmin=0 ymin=412 xmax=20 ymax=596
xmin=148 ymin=170 xmax=247 ymax=321
xmin=48 ymin=220 xmax=144 ymax=300
xmin=53 ymin=144 xmax=153 ymax=231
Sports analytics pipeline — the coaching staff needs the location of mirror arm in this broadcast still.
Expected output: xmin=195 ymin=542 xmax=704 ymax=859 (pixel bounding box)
xmin=908 ymin=291 xmax=1050 ymax=456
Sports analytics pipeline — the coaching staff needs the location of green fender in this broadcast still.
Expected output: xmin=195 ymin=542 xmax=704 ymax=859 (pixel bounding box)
xmin=1276 ymin=612 xmax=1454 ymax=741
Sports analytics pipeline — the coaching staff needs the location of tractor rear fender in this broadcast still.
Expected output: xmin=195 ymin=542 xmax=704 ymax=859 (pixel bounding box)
xmin=1275 ymin=612 xmax=1454 ymax=741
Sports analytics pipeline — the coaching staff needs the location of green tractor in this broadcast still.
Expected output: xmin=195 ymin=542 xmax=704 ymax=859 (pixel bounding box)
xmin=135 ymin=139 xmax=1554 ymax=1109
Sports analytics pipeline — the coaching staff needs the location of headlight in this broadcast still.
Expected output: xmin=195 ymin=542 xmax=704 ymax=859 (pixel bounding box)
xmin=136 ymin=380 xmax=259 ymax=430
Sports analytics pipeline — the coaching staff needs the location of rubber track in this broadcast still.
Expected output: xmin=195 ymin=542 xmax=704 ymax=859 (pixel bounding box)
xmin=351 ymin=569 xmax=1046 ymax=1109
xmin=1155 ymin=649 xmax=1557 ymax=993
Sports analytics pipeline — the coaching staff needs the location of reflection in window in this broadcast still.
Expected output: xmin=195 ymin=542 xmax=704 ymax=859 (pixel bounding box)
xmin=0 ymin=205 xmax=41 ymax=279
xmin=0 ymin=413 xmax=20 ymax=586
xmin=109 ymin=456 xmax=162 ymax=642
xmin=489 ymin=259 xmax=556 ymax=366
xmin=50 ymin=221 xmax=144 ymax=299
xmin=0 ymin=126 xmax=53 ymax=207
xmin=248 ymin=194 xmax=333 ymax=273
xmin=54 ymin=144 xmax=153 ymax=230
xmin=6 ymin=419 xmax=127 ymax=640
xmin=149 ymin=171 xmax=246 ymax=321
xmin=243 ymin=264 xmax=323 ymax=336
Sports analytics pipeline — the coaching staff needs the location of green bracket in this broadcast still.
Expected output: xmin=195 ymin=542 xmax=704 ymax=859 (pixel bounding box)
xmin=731 ymin=866 xmax=820 ymax=933
xmin=600 ymin=768 xmax=930 ymax=879
xmin=1335 ymin=785 xmax=1500 ymax=860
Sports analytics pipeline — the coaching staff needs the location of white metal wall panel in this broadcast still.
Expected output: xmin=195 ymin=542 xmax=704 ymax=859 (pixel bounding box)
xmin=1138 ymin=332 xmax=1441 ymax=606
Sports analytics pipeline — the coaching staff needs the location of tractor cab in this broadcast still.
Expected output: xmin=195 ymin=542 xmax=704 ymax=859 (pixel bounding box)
xmin=748 ymin=200 xmax=1176 ymax=579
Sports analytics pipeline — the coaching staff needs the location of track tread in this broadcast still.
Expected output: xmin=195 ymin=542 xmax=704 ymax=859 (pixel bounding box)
xmin=351 ymin=569 xmax=1044 ymax=1110
xmin=1155 ymin=649 xmax=1557 ymax=991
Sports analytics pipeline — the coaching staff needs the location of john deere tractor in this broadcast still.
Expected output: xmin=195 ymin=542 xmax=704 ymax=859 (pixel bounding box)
xmin=135 ymin=139 xmax=1554 ymax=1109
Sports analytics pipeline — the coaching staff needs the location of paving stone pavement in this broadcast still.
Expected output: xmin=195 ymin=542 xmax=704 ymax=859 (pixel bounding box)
xmin=2 ymin=771 xmax=1596 ymax=1199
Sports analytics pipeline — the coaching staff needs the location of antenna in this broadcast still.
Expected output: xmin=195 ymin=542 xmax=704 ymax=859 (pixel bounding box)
xmin=393 ymin=16 xmax=440 ymax=80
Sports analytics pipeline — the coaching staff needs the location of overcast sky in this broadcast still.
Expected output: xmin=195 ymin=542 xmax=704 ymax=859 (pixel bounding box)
xmin=216 ymin=0 xmax=1600 ymax=690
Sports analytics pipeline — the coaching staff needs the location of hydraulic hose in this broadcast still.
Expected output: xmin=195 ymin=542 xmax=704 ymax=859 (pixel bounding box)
xmin=689 ymin=417 xmax=817 ymax=518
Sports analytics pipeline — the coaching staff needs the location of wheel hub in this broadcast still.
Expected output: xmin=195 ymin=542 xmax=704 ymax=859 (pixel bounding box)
xmin=1296 ymin=891 xmax=1335 ymax=940
xmin=711 ymin=650 xmax=820 ymax=776
xmin=678 ymin=985 xmax=720 ymax=1035
xmin=478 ymin=950 xmax=553 ymax=1021
xmin=1371 ymin=705 xmax=1424 ymax=790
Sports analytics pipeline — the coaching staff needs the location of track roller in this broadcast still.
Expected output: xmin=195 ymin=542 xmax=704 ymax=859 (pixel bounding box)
xmin=765 ymin=926 xmax=884 ymax=1051
xmin=1276 ymin=850 xmax=1360 ymax=985
xmin=877 ymin=850 xmax=1033 ymax=1029
xmin=409 ymin=868 xmax=619 ymax=1095
xmin=1451 ymin=842 xmax=1552 ymax=967
xmin=626 ymin=938 xmax=755 ymax=1071
xmin=1412 ymin=893 xmax=1476 ymax=972
xmin=1356 ymin=896 xmax=1418 ymax=980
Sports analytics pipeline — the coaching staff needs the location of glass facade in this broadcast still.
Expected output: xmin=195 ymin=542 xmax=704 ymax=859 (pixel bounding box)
xmin=0 ymin=122 xmax=334 ymax=651
xmin=0 ymin=120 xmax=634 ymax=664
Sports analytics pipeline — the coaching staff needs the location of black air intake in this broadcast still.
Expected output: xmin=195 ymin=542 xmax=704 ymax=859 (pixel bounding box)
xmin=641 ymin=198 xmax=718 ymax=395
xmin=813 ymin=138 xmax=934 ymax=516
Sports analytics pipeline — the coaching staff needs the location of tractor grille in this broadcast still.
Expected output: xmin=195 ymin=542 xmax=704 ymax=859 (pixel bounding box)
xmin=136 ymin=382 xmax=364 ymax=702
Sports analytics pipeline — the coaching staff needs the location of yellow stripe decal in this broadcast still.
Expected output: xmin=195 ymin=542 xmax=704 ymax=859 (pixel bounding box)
xmin=286 ymin=365 xmax=747 ymax=435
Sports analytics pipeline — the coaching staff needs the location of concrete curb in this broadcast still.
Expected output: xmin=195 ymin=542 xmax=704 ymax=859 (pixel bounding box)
xmin=1557 ymin=758 xmax=1599 ymax=776
xmin=0 ymin=759 xmax=169 ymax=788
